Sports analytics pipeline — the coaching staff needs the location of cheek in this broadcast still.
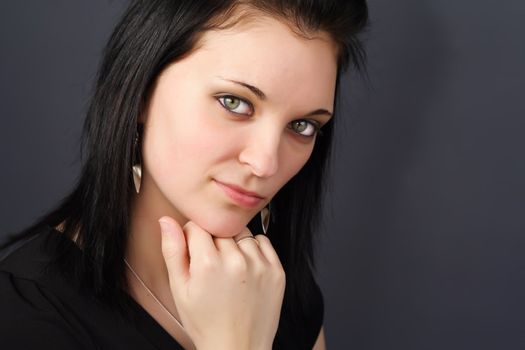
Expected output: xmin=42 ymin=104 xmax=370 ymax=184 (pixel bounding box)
xmin=146 ymin=104 xmax=232 ymax=181
xmin=276 ymin=142 xmax=315 ymax=187
xmin=176 ymin=113 xmax=236 ymax=166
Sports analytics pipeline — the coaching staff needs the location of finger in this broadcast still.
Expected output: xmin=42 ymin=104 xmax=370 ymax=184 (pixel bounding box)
xmin=183 ymin=220 xmax=219 ymax=266
xmin=232 ymin=226 xmax=254 ymax=242
xmin=234 ymin=227 xmax=268 ymax=264
xmin=159 ymin=216 xmax=190 ymax=287
xmin=254 ymin=234 xmax=283 ymax=268
xmin=213 ymin=236 xmax=239 ymax=256
xmin=213 ymin=226 xmax=257 ymax=260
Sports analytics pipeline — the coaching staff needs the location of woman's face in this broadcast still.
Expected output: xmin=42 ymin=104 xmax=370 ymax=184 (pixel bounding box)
xmin=139 ymin=15 xmax=338 ymax=237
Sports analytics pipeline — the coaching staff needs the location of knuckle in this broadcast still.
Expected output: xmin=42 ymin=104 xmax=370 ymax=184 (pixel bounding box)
xmin=160 ymin=241 xmax=174 ymax=255
xmin=274 ymin=266 xmax=286 ymax=285
xmin=252 ymin=261 xmax=267 ymax=277
xmin=226 ymin=253 xmax=248 ymax=274
xmin=254 ymin=234 xmax=269 ymax=244
xmin=199 ymin=253 xmax=218 ymax=270
xmin=160 ymin=244 xmax=178 ymax=261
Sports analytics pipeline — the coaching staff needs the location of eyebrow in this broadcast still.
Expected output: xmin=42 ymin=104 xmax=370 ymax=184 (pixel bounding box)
xmin=216 ymin=76 xmax=333 ymax=118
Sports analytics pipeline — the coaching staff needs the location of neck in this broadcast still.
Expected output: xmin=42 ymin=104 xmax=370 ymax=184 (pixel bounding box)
xmin=126 ymin=179 xmax=187 ymax=293
xmin=125 ymin=176 xmax=197 ymax=348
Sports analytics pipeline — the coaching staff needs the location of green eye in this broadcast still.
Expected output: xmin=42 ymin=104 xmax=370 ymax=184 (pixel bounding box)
xmin=217 ymin=95 xmax=252 ymax=115
xmin=217 ymin=94 xmax=322 ymax=138
xmin=292 ymin=120 xmax=308 ymax=133
xmin=223 ymin=96 xmax=240 ymax=109
xmin=289 ymin=120 xmax=321 ymax=138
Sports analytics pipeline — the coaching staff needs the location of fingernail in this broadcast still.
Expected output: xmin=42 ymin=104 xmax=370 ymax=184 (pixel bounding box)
xmin=159 ymin=219 xmax=170 ymax=235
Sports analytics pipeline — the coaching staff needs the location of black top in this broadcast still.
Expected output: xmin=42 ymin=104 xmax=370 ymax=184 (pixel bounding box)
xmin=0 ymin=225 xmax=324 ymax=349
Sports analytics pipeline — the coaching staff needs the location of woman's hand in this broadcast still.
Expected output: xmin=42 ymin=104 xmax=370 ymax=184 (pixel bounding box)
xmin=158 ymin=216 xmax=285 ymax=350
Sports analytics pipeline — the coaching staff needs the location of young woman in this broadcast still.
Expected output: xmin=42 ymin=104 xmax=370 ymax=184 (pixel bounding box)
xmin=0 ymin=1 xmax=368 ymax=349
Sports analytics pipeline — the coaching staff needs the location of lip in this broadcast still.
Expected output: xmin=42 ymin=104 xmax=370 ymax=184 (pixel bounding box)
xmin=214 ymin=180 xmax=264 ymax=208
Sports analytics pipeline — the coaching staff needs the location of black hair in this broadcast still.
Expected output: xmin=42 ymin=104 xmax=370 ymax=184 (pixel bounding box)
xmin=1 ymin=0 xmax=369 ymax=345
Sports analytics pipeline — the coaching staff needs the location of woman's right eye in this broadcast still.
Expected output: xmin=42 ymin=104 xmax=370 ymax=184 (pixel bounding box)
xmin=216 ymin=95 xmax=253 ymax=115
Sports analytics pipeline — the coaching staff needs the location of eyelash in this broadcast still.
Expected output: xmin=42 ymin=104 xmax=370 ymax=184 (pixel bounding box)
xmin=216 ymin=94 xmax=323 ymax=138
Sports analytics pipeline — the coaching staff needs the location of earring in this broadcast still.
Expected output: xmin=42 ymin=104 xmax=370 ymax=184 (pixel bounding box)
xmin=132 ymin=129 xmax=142 ymax=194
xmin=260 ymin=202 xmax=271 ymax=235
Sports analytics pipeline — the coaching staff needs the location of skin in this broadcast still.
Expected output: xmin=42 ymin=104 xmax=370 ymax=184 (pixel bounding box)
xmin=124 ymin=13 xmax=336 ymax=350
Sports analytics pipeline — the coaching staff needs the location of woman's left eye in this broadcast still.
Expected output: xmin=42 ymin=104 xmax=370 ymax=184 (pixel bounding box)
xmin=217 ymin=95 xmax=253 ymax=115
xmin=289 ymin=120 xmax=322 ymax=138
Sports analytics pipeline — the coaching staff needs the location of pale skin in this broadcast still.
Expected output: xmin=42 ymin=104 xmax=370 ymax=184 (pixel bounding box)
xmin=63 ymin=13 xmax=335 ymax=350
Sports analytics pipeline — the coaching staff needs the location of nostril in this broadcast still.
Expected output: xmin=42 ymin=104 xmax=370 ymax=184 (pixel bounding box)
xmin=239 ymin=151 xmax=278 ymax=178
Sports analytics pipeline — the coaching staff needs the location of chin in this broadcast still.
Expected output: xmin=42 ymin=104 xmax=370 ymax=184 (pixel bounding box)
xmin=193 ymin=214 xmax=251 ymax=238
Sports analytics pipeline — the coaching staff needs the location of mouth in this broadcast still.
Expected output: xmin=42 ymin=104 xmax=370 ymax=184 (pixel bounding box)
xmin=214 ymin=179 xmax=264 ymax=208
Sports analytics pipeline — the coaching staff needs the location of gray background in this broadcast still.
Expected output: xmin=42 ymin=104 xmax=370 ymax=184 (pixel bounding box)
xmin=1 ymin=1 xmax=524 ymax=349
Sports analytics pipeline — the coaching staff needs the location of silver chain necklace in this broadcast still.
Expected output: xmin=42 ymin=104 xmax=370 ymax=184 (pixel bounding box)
xmin=124 ymin=258 xmax=185 ymax=329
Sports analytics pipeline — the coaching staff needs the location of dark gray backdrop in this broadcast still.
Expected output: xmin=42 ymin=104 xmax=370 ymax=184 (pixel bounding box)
xmin=1 ymin=1 xmax=524 ymax=349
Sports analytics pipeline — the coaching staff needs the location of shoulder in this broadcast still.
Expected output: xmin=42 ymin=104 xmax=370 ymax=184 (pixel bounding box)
xmin=0 ymin=227 xmax=109 ymax=349
xmin=0 ymin=273 xmax=86 ymax=348
xmin=0 ymin=226 xmax=169 ymax=350
xmin=0 ymin=225 xmax=62 ymax=281
xmin=0 ymin=226 xmax=96 ymax=348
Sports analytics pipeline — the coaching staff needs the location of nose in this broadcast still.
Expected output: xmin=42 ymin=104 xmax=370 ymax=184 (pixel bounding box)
xmin=238 ymin=126 xmax=280 ymax=178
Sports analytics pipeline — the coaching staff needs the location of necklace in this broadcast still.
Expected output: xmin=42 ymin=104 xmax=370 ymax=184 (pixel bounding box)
xmin=124 ymin=258 xmax=185 ymax=330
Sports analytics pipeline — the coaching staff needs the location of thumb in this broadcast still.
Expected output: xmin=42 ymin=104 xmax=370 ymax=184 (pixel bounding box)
xmin=159 ymin=216 xmax=190 ymax=288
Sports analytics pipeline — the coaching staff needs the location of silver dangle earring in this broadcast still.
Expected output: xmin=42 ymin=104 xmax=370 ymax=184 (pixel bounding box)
xmin=260 ymin=202 xmax=271 ymax=235
xmin=132 ymin=129 xmax=142 ymax=194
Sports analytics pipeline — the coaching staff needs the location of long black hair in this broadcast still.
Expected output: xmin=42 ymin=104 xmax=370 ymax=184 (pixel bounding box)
xmin=2 ymin=0 xmax=368 ymax=344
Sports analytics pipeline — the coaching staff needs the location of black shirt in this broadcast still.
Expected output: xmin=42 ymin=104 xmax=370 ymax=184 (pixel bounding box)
xmin=0 ymin=225 xmax=324 ymax=349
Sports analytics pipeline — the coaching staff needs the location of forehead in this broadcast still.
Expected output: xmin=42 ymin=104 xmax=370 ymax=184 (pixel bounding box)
xmin=166 ymin=15 xmax=338 ymax=110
